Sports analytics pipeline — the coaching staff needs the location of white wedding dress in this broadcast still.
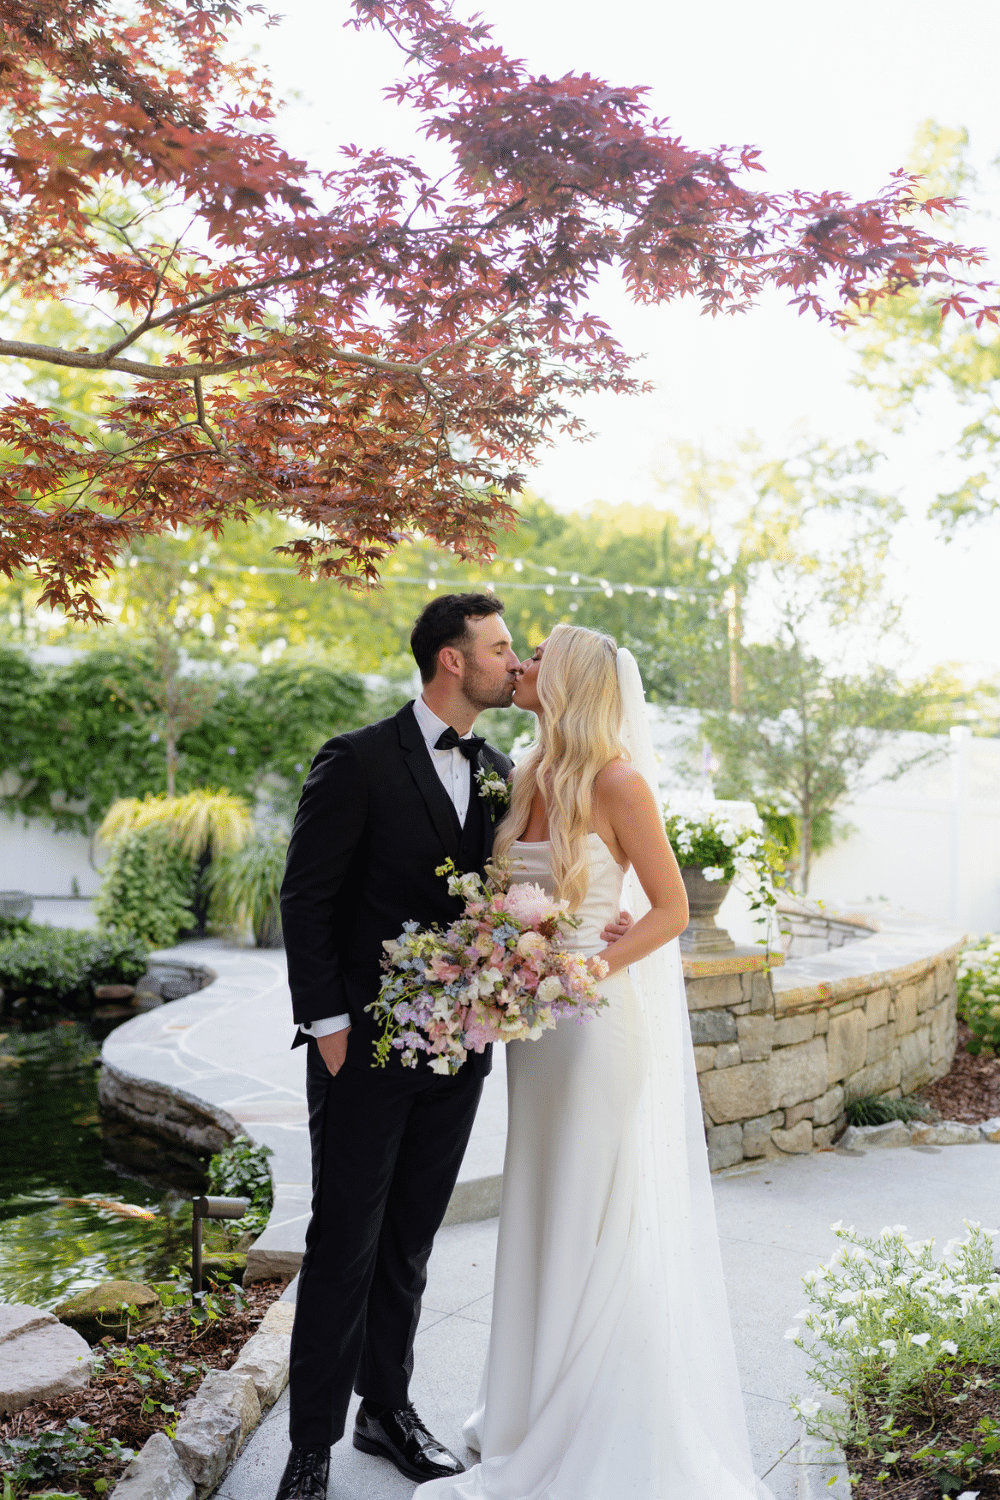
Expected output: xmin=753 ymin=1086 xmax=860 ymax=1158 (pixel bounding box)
xmin=416 ymin=650 xmax=767 ymax=1500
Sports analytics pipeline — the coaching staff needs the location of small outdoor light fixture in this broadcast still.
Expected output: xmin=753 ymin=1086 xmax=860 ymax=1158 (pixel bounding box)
xmin=191 ymin=1195 xmax=250 ymax=1294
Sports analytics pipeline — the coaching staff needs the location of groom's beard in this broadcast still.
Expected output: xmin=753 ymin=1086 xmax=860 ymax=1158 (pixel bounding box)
xmin=463 ymin=664 xmax=518 ymax=713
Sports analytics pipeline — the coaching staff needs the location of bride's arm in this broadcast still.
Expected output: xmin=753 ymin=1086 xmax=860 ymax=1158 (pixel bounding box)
xmin=592 ymin=764 xmax=688 ymax=976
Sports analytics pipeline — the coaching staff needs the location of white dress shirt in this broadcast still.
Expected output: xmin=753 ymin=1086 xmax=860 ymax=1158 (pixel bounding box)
xmin=299 ymin=697 xmax=479 ymax=1040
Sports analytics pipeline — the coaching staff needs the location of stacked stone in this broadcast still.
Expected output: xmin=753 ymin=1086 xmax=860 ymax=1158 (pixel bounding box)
xmin=690 ymin=935 xmax=961 ymax=1172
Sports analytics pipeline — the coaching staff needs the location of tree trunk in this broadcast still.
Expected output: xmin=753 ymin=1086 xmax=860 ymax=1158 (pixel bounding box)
xmin=799 ymin=814 xmax=813 ymax=894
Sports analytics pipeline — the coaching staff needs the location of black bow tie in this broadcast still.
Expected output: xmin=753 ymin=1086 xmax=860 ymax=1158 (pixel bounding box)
xmin=435 ymin=727 xmax=485 ymax=761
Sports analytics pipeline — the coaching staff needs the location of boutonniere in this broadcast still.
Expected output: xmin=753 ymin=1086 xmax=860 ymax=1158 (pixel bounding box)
xmin=476 ymin=765 xmax=511 ymax=818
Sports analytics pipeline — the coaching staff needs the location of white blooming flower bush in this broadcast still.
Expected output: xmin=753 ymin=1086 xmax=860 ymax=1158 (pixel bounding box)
xmin=956 ymin=935 xmax=1000 ymax=1056
xmin=662 ymin=801 xmax=785 ymax=928
xmin=788 ymin=1220 xmax=1000 ymax=1449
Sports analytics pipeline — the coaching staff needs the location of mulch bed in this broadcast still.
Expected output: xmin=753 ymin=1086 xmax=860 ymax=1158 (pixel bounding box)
xmin=0 ymin=1277 xmax=287 ymax=1498
xmin=917 ymin=1019 xmax=1000 ymax=1124
xmin=847 ymin=1365 xmax=1000 ymax=1498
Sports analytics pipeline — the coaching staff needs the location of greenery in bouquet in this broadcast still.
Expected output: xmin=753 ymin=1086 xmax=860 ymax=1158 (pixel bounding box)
xmin=787 ymin=1221 xmax=1000 ymax=1452
xmin=662 ymin=802 xmax=786 ymax=925
xmin=956 ymin=936 xmax=1000 ymax=1056
xmin=369 ymin=859 xmax=608 ymax=1074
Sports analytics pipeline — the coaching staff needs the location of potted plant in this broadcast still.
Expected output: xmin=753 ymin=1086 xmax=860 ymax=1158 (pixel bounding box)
xmin=663 ymin=803 xmax=783 ymax=954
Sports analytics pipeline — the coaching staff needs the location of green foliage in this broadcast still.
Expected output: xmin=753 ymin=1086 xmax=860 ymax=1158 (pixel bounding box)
xmin=789 ymin=1221 xmax=1000 ymax=1450
xmin=206 ymin=1138 xmax=273 ymax=1236
xmin=662 ymin=804 xmax=785 ymax=925
xmin=0 ymin=914 xmax=35 ymax=942
xmin=844 ymin=1094 xmax=930 ymax=1128
xmin=205 ymin=833 xmax=287 ymax=947
xmin=0 ymin=648 xmax=370 ymax=833
xmin=0 ymin=1420 xmax=133 ymax=1499
xmin=956 ymin=936 xmax=1000 ymax=1055
xmin=93 ymin=828 xmax=196 ymax=949
xmin=912 ymin=1416 xmax=1000 ymax=1495
xmin=0 ymin=928 xmax=148 ymax=1011
xmin=848 ymin=121 xmax=1000 ymax=534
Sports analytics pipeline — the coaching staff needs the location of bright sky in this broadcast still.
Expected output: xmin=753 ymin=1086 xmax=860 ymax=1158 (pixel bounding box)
xmin=243 ymin=0 xmax=1000 ymax=679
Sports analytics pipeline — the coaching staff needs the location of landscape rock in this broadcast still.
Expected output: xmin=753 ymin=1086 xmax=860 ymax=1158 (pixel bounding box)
xmin=714 ymin=1042 xmax=742 ymax=1069
xmin=910 ymin=1120 xmax=982 ymax=1147
xmin=701 ymin=1060 xmax=774 ymax=1124
xmin=111 ymin=1432 xmax=195 ymax=1500
xmin=772 ymin=1037 xmax=828 ymax=1107
xmin=741 ymin=1111 xmax=784 ymax=1158
xmin=172 ymin=1369 xmax=260 ymax=1496
xmin=980 ymin=1116 xmax=1000 ymax=1143
xmin=811 ymin=1086 xmax=845 ymax=1127
xmin=0 ymin=1304 xmax=92 ymax=1415
xmin=706 ymin=1123 xmax=743 ymax=1171
xmin=736 ymin=1014 xmax=774 ymax=1061
xmin=231 ymin=1330 xmax=290 ymax=1409
xmin=260 ymin=1302 xmax=295 ymax=1337
xmin=838 ymin=1122 xmax=911 ymax=1151
xmin=56 ymin=1280 xmax=162 ymax=1344
xmin=689 ymin=1009 xmax=737 ymax=1045
xmin=770 ymin=1119 xmax=814 ymax=1154
xmin=827 ymin=1009 xmax=867 ymax=1084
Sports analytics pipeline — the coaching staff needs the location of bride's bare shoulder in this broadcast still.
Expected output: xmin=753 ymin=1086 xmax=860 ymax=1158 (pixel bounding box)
xmin=593 ymin=758 xmax=652 ymax=806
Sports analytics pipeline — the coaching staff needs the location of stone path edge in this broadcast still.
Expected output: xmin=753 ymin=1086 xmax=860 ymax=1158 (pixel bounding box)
xmin=110 ymin=1301 xmax=294 ymax=1500
xmin=797 ymin=1434 xmax=850 ymax=1499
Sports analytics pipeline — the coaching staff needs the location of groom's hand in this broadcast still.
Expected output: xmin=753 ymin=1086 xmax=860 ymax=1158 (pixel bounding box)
xmin=600 ymin=910 xmax=633 ymax=944
xmin=317 ymin=1028 xmax=351 ymax=1077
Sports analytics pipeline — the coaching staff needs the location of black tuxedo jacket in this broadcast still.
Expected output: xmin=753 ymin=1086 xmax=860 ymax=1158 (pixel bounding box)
xmin=280 ymin=701 xmax=513 ymax=1079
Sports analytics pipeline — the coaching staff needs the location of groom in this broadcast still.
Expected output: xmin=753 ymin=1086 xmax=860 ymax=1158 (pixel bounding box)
xmin=275 ymin=592 xmax=521 ymax=1500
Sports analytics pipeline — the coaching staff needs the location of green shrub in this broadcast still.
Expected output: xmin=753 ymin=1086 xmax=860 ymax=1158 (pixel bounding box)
xmin=207 ymin=1138 xmax=273 ymax=1235
xmin=0 ymin=913 xmax=35 ymax=942
xmin=0 ymin=928 xmax=148 ymax=1011
xmin=205 ymin=832 xmax=287 ymax=947
xmin=845 ymin=1094 xmax=930 ymax=1128
xmin=93 ymin=827 xmax=196 ymax=949
xmin=956 ymin=936 xmax=1000 ymax=1055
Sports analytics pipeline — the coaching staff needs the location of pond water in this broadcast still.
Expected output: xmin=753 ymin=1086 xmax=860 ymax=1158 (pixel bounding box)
xmin=0 ymin=1021 xmax=194 ymax=1310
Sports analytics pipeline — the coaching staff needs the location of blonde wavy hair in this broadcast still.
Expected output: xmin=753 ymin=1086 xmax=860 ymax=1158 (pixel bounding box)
xmin=494 ymin=623 xmax=625 ymax=910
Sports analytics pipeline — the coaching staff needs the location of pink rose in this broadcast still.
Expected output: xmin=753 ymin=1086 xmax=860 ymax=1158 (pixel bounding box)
xmin=504 ymin=883 xmax=560 ymax=927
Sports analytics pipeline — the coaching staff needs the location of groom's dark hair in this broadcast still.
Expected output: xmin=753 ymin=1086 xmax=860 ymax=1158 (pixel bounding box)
xmin=410 ymin=592 xmax=507 ymax=683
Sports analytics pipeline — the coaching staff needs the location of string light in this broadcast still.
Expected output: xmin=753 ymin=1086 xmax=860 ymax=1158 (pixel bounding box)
xmin=130 ymin=552 xmax=719 ymax=603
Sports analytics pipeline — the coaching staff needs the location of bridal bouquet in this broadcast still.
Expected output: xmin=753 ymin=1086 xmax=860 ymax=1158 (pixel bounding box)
xmin=368 ymin=860 xmax=608 ymax=1074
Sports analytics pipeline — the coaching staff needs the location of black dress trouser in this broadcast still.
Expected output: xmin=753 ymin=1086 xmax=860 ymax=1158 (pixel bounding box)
xmin=287 ymin=1039 xmax=484 ymax=1447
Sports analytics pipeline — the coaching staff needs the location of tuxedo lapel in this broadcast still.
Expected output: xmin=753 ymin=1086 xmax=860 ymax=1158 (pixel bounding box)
xmin=397 ymin=702 xmax=461 ymax=859
xmin=469 ymin=749 xmax=494 ymax=852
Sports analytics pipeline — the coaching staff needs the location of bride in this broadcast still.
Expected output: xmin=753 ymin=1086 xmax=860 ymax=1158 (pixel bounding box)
xmin=416 ymin=624 xmax=767 ymax=1500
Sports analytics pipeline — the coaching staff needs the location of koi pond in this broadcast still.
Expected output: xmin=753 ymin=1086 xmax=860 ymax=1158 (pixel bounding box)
xmin=0 ymin=1020 xmax=193 ymax=1310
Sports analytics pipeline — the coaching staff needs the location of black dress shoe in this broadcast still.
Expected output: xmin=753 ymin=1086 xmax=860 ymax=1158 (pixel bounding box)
xmin=275 ymin=1444 xmax=330 ymax=1500
xmin=353 ymin=1401 xmax=465 ymax=1482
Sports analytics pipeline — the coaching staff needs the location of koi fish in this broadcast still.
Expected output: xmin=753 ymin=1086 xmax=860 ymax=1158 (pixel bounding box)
xmin=59 ymin=1197 xmax=156 ymax=1219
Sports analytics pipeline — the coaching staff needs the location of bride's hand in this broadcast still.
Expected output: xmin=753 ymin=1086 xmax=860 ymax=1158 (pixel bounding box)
xmin=600 ymin=909 xmax=632 ymax=944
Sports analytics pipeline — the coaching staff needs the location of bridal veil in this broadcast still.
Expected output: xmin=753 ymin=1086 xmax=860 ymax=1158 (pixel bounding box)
xmin=616 ymin=647 xmax=768 ymax=1499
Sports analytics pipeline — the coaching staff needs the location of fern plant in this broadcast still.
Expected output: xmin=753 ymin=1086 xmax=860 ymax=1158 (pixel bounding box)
xmin=205 ymin=832 xmax=287 ymax=948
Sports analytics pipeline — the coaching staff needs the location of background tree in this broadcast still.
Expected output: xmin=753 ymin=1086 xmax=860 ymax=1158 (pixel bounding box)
xmin=851 ymin=121 xmax=1000 ymax=533
xmin=0 ymin=0 xmax=989 ymax=617
xmin=704 ymin=599 xmax=942 ymax=892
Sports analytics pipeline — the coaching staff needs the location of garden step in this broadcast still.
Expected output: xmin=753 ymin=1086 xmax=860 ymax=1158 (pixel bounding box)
xmin=0 ymin=1302 xmax=92 ymax=1415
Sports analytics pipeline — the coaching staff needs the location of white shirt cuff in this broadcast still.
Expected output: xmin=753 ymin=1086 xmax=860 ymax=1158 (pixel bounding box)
xmin=299 ymin=1013 xmax=351 ymax=1038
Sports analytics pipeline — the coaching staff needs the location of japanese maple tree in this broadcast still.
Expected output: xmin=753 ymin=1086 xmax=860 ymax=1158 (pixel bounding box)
xmin=0 ymin=0 xmax=995 ymax=617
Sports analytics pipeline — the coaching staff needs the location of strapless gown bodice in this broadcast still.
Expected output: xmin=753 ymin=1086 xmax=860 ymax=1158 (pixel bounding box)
xmin=510 ymin=833 xmax=624 ymax=955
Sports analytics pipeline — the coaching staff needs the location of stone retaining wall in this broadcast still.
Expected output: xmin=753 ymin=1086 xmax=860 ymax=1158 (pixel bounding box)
xmin=688 ymin=908 xmax=965 ymax=1170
